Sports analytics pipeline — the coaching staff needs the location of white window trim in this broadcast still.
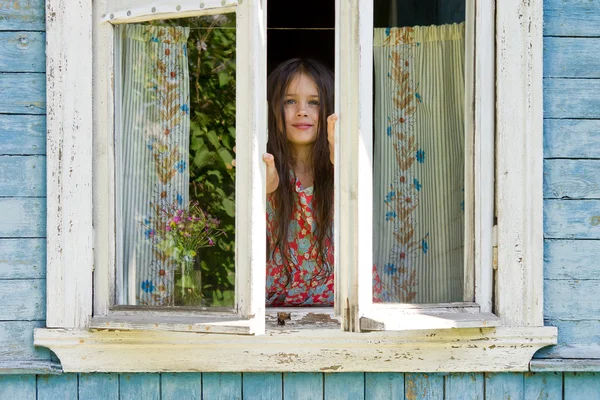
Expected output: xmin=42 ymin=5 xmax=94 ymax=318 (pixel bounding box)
xmin=36 ymin=0 xmax=556 ymax=372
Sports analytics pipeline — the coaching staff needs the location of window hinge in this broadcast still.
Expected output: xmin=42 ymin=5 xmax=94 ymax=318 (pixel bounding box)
xmin=492 ymin=224 xmax=498 ymax=270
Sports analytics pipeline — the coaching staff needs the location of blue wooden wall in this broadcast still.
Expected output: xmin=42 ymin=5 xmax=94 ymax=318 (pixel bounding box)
xmin=1 ymin=0 xmax=600 ymax=398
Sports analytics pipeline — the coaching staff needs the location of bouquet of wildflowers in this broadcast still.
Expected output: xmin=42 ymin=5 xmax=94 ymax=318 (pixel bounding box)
xmin=153 ymin=201 xmax=225 ymax=304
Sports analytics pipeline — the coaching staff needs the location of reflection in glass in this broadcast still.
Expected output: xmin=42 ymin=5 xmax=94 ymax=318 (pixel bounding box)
xmin=372 ymin=0 xmax=466 ymax=303
xmin=115 ymin=14 xmax=236 ymax=308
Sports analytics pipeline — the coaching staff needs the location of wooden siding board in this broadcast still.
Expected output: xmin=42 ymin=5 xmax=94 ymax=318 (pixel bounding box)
xmin=485 ymin=373 xmax=524 ymax=399
xmin=0 ymin=115 xmax=46 ymax=156
xmin=0 ymin=238 xmax=45 ymax=279
xmin=544 ymin=160 xmax=600 ymax=199
xmin=120 ymin=373 xmax=160 ymax=400
xmin=0 ymin=321 xmax=49 ymax=360
xmin=243 ymin=372 xmax=282 ymax=400
xmin=0 ymin=198 xmax=45 ymax=238
xmin=544 ymin=79 xmax=600 ymax=119
xmin=404 ymin=373 xmax=444 ymax=400
xmin=0 ymin=32 xmax=45 ymax=73
xmin=365 ymin=373 xmax=404 ymax=400
xmin=0 ymin=156 xmax=45 ymax=197
xmin=544 ymin=199 xmax=600 ymax=239
xmin=0 ymin=0 xmax=44 ymax=31
xmin=0 ymin=279 xmax=44 ymax=320
xmin=445 ymin=373 xmax=484 ymax=400
xmin=79 ymin=373 xmax=119 ymax=400
xmin=536 ymin=320 xmax=600 ymax=359
xmin=524 ymin=372 xmax=563 ymax=400
xmin=544 ymin=0 xmax=600 ymax=36
xmin=544 ymin=239 xmax=600 ymax=280
xmin=37 ymin=374 xmax=78 ymax=400
xmin=544 ymin=280 xmax=600 ymax=320
xmin=564 ymin=373 xmax=600 ymax=399
xmin=202 ymin=373 xmax=242 ymax=400
xmin=544 ymin=38 xmax=600 ymax=79
xmin=0 ymin=74 xmax=45 ymax=115
xmin=283 ymin=372 xmax=323 ymax=400
xmin=544 ymin=120 xmax=600 ymax=159
xmin=161 ymin=373 xmax=201 ymax=400
xmin=324 ymin=373 xmax=365 ymax=399
xmin=0 ymin=375 xmax=36 ymax=399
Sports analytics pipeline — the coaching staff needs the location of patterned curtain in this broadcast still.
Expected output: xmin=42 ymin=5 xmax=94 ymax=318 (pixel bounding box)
xmin=116 ymin=24 xmax=190 ymax=306
xmin=373 ymin=23 xmax=465 ymax=303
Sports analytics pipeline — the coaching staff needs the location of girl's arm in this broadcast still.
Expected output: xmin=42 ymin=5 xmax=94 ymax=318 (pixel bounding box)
xmin=263 ymin=153 xmax=279 ymax=194
xmin=327 ymin=114 xmax=338 ymax=165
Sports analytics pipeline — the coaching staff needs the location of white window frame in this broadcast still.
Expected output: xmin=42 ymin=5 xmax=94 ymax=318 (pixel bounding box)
xmin=35 ymin=0 xmax=557 ymax=373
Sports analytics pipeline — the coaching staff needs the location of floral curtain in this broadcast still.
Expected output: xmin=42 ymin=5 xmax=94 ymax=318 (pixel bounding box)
xmin=116 ymin=24 xmax=191 ymax=306
xmin=373 ymin=23 xmax=465 ymax=303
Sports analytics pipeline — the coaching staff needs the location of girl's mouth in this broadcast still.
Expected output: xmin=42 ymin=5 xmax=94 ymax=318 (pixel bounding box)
xmin=292 ymin=124 xmax=313 ymax=130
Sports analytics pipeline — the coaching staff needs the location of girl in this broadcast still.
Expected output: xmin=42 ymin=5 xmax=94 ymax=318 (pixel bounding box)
xmin=263 ymin=59 xmax=338 ymax=306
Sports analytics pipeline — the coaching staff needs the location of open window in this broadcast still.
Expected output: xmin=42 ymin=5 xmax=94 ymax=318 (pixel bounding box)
xmin=36 ymin=0 xmax=556 ymax=373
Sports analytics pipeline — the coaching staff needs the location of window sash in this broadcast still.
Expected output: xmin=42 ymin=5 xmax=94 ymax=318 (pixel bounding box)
xmin=92 ymin=0 xmax=267 ymax=335
xmin=336 ymin=0 xmax=496 ymax=332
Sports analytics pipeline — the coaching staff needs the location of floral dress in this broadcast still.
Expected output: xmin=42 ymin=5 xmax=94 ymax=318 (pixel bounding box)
xmin=266 ymin=176 xmax=334 ymax=306
xmin=266 ymin=175 xmax=383 ymax=306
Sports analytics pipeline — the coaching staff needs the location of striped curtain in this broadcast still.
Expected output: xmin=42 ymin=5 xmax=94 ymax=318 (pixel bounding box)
xmin=373 ymin=23 xmax=465 ymax=303
xmin=116 ymin=24 xmax=190 ymax=306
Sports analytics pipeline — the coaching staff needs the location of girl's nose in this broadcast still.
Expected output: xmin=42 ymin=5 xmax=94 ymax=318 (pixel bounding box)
xmin=296 ymin=105 xmax=308 ymax=117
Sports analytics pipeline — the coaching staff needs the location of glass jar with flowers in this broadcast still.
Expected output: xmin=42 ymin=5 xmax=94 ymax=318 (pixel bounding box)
xmin=154 ymin=201 xmax=225 ymax=306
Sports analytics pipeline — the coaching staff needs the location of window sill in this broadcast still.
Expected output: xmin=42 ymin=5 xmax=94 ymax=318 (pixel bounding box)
xmin=34 ymin=326 xmax=557 ymax=373
xmin=530 ymin=359 xmax=600 ymax=372
xmin=0 ymin=360 xmax=62 ymax=375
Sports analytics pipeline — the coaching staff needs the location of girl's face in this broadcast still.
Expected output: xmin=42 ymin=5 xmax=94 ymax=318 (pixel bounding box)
xmin=283 ymin=73 xmax=320 ymax=147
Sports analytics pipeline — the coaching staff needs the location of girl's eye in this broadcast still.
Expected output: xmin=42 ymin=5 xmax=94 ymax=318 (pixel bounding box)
xmin=284 ymin=99 xmax=296 ymax=105
xmin=309 ymin=100 xmax=320 ymax=106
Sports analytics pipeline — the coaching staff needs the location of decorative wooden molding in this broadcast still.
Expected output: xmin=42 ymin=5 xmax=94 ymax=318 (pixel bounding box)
xmin=530 ymin=359 xmax=600 ymax=372
xmin=495 ymin=0 xmax=545 ymax=326
xmin=45 ymin=0 xmax=93 ymax=329
xmin=35 ymin=326 xmax=556 ymax=373
xmin=0 ymin=361 xmax=62 ymax=375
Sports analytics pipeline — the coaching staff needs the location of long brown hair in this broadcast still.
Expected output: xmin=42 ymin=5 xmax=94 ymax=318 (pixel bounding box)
xmin=267 ymin=58 xmax=334 ymax=280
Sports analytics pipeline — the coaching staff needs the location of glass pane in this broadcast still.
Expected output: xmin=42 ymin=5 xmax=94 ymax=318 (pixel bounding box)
xmin=372 ymin=0 xmax=466 ymax=304
xmin=115 ymin=14 xmax=236 ymax=308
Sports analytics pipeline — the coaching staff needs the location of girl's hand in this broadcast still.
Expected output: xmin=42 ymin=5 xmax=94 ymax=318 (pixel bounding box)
xmin=263 ymin=153 xmax=279 ymax=194
xmin=327 ymin=114 xmax=338 ymax=165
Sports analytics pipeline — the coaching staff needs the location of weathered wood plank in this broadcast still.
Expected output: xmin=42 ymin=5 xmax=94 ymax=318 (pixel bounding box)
xmin=544 ymin=38 xmax=600 ymax=78
xmin=365 ymin=373 xmax=404 ymax=400
xmin=445 ymin=373 xmax=483 ymax=400
xmin=564 ymin=373 xmax=600 ymax=399
xmin=544 ymin=119 xmax=600 ymax=159
xmin=0 ymin=238 xmax=45 ymax=279
xmin=0 ymin=198 xmax=45 ymax=238
xmin=545 ymin=280 xmax=600 ymax=320
xmin=544 ymin=160 xmax=600 ymax=199
xmin=0 ymin=115 xmax=45 ymax=155
xmin=324 ymin=373 xmax=364 ymax=399
xmin=243 ymin=373 xmax=282 ymax=400
xmin=544 ymin=0 xmax=600 ymax=36
xmin=0 ymin=32 xmax=44 ymax=72
xmin=0 ymin=321 xmax=48 ymax=360
xmin=524 ymin=372 xmax=562 ymax=399
xmin=0 ymin=156 xmax=45 ymax=196
xmin=405 ymin=373 xmax=444 ymax=400
xmin=79 ymin=373 xmax=119 ymax=400
xmin=37 ymin=374 xmax=78 ymax=400
xmin=0 ymin=74 xmax=45 ymax=114
xmin=544 ymin=199 xmax=600 ymax=239
xmin=0 ymin=279 xmax=44 ymax=320
xmin=545 ymin=239 xmax=600 ymax=280
xmin=0 ymin=375 xmax=36 ymax=399
xmin=283 ymin=373 xmax=323 ymax=400
xmin=484 ymin=373 xmax=523 ymax=399
xmin=536 ymin=320 xmax=600 ymax=359
xmin=202 ymin=373 xmax=242 ymax=400
xmin=119 ymin=374 xmax=160 ymax=400
xmin=0 ymin=361 xmax=60 ymax=374
xmin=161 ymin=373 xmax=201 ymax=400
xmin=531 ymin=359 xmax=600 ymax=372
xmin=544 ymin=79 xmax=600 ymax=119
xmin=0 ymin=0 xmax=44 ymax=31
